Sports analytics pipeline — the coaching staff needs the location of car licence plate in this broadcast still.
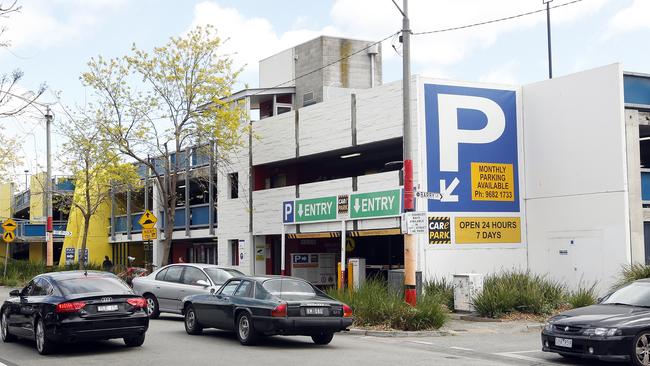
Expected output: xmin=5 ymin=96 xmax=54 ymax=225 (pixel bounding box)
xmin=97 ymin=305 xmax=119 ymax=312
xmin=554 ymin=337 xmax=572 ymax=348
xmin=305 ymin=307 xmax=327 ymax=316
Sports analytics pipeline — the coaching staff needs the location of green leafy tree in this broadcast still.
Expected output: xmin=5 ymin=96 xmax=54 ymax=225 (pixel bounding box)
xmin=81 ymin=25 xmax=247 ymax=265
xmin=59 ymin=108 xmax=139 ymax=269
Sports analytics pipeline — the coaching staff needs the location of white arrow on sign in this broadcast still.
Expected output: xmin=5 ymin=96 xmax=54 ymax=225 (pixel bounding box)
xmin=353 ymin=198 xmax=360 ymax=212
xmin=440 ymin=178 xmax=460 ymax=202
xmin=297 ymin=203 xmax=303 ymax=217
xmin=53 ymin=230 xmax=72 ymax=237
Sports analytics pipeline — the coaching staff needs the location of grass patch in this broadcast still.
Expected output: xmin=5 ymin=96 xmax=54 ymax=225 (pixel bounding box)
xmin=423 ymin=277 xmax=454 ymax=310
xmin=472 ymin=270 xmax=565 ymax=318
xmin=0 ymin=259 xmax=103 ymax=288
xmin=567 ymin=283 xmax=598 ymax=309
xmin=326 ymin=278 xmax=447 ymax=331
xmin=612 ymin=263 xmax=650 ymax=291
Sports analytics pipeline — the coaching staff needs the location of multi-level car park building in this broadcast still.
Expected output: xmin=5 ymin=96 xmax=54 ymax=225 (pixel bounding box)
xmin=2 ymin=35 xmax=650 ymax=291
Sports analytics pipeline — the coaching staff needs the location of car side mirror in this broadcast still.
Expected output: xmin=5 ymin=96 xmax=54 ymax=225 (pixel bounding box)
xmin=9 ymin=290 xmax=20 ymax=297
xmin=196 ymin=280 xmax=210 ymax=287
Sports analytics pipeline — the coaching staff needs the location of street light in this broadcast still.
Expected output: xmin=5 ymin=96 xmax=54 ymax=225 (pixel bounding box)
xmin=23 ymin=170 xmax=29 ymax=190
xmin=544 ymin=0 xmax=553 ymax=79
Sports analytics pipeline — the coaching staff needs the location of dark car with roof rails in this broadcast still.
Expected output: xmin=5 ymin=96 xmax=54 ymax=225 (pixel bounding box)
xmin=180 ymin=275 xmax=353 ymax=345
xmin=1 ymin=271 xmax=149 ymax=355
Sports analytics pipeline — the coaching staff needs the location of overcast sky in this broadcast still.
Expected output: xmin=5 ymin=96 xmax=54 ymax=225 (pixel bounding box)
xmin=0 ymin=0 xmax=648 ymax=186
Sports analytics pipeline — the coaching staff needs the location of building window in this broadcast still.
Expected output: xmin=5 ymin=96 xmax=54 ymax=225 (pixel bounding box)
xmin=230 ymin=240 xmax=239 ymax=266
xmin=229 ymin=173 xmax=239 ymax=199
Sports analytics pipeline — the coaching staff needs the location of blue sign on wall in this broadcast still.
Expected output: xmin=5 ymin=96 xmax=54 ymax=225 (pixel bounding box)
xmin=282 ymin=201 xmax=295 ymax=223
xmin=425 ymin=84 xmax=520 ymax=212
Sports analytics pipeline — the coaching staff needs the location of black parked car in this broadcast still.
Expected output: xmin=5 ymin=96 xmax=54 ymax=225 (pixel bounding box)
xmin=1 ymin=271 xmax=149 ymax=355
xmin=181 ymin=276 xmax=353 ymax=345
xmin=542 ymin=279 xmax=650 ymax=365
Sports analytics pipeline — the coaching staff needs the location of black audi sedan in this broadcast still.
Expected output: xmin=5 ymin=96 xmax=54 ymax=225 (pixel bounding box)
xmin=1 ymin=271 xmax=149 ymax=355
xmin=181 ymin=276 xmax=353 ymax=345
xmin=542 ymin=279 xmax=650 ymax=365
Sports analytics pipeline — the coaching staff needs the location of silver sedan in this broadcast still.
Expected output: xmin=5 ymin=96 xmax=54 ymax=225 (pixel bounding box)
xmin=132 ymin=263 xmax=243 ymax=318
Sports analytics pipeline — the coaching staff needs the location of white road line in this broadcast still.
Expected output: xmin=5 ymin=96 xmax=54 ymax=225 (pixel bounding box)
xmin=449 ymin=346 xmax=474 ymax=351
xmin=494 ymin=352 xmax=553 ymax=364
xmin=410 ymin=340 xmax=433 ymax=345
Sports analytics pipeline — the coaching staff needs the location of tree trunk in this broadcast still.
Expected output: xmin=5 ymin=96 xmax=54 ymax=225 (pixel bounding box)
xmin=79 ymin=215 xmax=91 ymax=270
xmin=161 ymin=205 xmax=174 ymax=265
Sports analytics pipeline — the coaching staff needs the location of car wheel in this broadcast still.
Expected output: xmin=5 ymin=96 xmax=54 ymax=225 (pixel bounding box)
xmin=311 ymin=332 xmax=334 ymax=345
xmin=184 ymin=305 xmax=203 ymax=335
xmin=144 ymin=294 xmax=160 ymax=319
xmin=1 ymin=309 xmax=16 ymax=342
xmin=634 ymin=332 xmax=650 ymax=366
xmin=35 ymin=318 xmax=54 ymax=355
xmin=236 ymin=312 xmax=258 ymax=346
xmin=123 ymin=334 xmax=146 ymax=347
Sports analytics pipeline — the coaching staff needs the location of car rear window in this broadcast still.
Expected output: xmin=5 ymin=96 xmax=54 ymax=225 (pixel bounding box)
xmin=57 ymin=276 xmax=133 ymax=296
xmin=204 ymin=268 xmax=244 ymax=285
xmin=262 ymin=279 xmax=316 ymax=297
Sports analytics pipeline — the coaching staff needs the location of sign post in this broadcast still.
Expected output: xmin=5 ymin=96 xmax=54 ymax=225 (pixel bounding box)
xmin=3 ymin=218 xmax=17 ymax=278
xmin=139 ymin=210 xmax=158 ymax=270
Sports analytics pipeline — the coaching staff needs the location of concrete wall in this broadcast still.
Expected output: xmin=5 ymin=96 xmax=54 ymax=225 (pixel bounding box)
xmin=356 ymin=81 xmax=402 ymax=145
xmin=259 ymin=48 xmax=294 ymax=89
xmin=294 ymin=37 xmax=324 ymax=108
xmin=252 ymin=111 xmax=296 ymax=165
xmin=299 ymin=96 xmax=352 ymax=156
xmin=0 ymin=183 xmax=13 ymax=220
xmin=523 ymin=64 xmax=628 ymax=291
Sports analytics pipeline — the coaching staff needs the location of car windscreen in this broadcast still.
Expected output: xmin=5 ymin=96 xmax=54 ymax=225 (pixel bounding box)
xmin=262 ymin=279 xmax=316 ymax=299
xmin=204 ymin=268 xmax=244 ymax=285
xmin=57 ymin=276 xmax=133 ymax=296
xmin=601 ymin=282 xmax=650 ymax=307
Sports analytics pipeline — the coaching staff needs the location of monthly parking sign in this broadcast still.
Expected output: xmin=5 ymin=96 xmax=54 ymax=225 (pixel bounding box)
xmin=422 ymin=81 xmax=523 ymax=244
xmin=425 ymin=84 xmax=520 ymax=212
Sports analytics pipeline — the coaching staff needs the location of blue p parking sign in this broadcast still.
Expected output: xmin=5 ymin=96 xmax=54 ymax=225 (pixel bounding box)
xmin=282 ymin=201 xmax=294 ymax=223
xmin=424 ymin=84 xmax=520 ymax=213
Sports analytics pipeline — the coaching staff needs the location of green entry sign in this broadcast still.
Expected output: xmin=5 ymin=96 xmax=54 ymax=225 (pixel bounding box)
xmin=350 ymin=189 xmax=402 ymax=219
xmin=295 ymin=196 xmax=337 ymax=223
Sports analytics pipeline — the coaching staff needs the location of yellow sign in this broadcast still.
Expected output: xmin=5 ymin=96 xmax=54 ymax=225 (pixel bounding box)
xmin=142 ymin=227 xmax=157 ymax=241
xmin=2 ymin=218 xmax=17 ymax=232
xmin=471 ymin=162 xmax=514 ymax=201
xmin=138 ymin=210 xmax=157 ymax=229
xmin=3 ymin=231 xmax=15 ymax=243
xmin=455 ymin=217 xmax=521 ymax=244
xmin=345 ymin=237 xmax=355 ymax=252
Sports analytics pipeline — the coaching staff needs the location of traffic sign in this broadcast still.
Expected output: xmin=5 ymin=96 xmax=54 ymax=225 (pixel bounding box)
xmin=2 ymin=218 xmax=17 ymax=232
xmin=3 ymin=231 xmax=15 ymax=243
xmin=350 ymin=189 xmax=401 ymax=219
xmin=403 ymin=212 xmax=428 ymax=234
xmin=415 ymin=191 xmax=442 ymax=200
xmin=139 ymin=210 xmax=158 ymax=229
xmin=294 ymin=196 xmax=337 ymax=223
xmin=142 ymin=227 xmax=157 ymax=240
xmin=53 ymin=230 xmax=72 ymax=237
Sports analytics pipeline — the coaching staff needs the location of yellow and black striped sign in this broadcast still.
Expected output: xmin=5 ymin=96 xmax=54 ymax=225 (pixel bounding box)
xmin=286 ymin=228 xmax=401 ymax=239
xmin=428 ymin=216 xmax=451 ymax=244
xmin=348 ymin=228 xmax=401 ymax=237
xmin=287 ymin=232 xmax=341 ymax=239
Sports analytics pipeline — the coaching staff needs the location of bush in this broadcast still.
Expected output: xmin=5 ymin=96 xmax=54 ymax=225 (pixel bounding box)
xmin=612 ymin=263 xmax=650 ymax=290
xmin=567 ymin=283 xmax=597 ymax=309
xmin=472 ymin=270 xmax=565 ymax=318
xmin=326 ymin=279 xmax=447 ymax=331
xmin=0 ymin=260 xmax=103 ymax=287
xmin=423 ymin=277 xmax=454 ymax=310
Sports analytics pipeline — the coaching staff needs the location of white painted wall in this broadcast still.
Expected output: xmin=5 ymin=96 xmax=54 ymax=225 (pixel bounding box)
xmin=522 ymin=64 xmax=629 ymax=292
xmin=259 ymin=48 xmax=294 ymax=88
xmin=299 ymin=96 xmax=352 ymax=156
xmin=356 ymin=80 xmax=402 ymax=145
xmin=252 ymin=111 xmax=295 ymax=165
xmin=252 ymin=186 xmax=296 ymax=235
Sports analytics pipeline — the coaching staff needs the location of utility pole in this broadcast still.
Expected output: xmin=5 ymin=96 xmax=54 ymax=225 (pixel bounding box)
xmin=395 ymin=0 xmax=416 ymax=306
xmin=45 ymin=106 xmax=54 ymax=267
xmin=544 ymin=0 xmax=553 ymax=79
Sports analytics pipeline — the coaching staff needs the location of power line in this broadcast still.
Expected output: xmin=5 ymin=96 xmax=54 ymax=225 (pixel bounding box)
xmin=412 ymin=0 xmax=586 ymax=36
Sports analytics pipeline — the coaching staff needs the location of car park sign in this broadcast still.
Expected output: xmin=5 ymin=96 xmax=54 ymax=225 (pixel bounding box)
xmin=421 ymin=81 xmax=523 ymax=245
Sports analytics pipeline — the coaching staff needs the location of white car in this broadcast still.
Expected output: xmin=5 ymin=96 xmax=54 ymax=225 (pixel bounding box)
xmin=132 ymin=263 xmax=243 ymax=318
